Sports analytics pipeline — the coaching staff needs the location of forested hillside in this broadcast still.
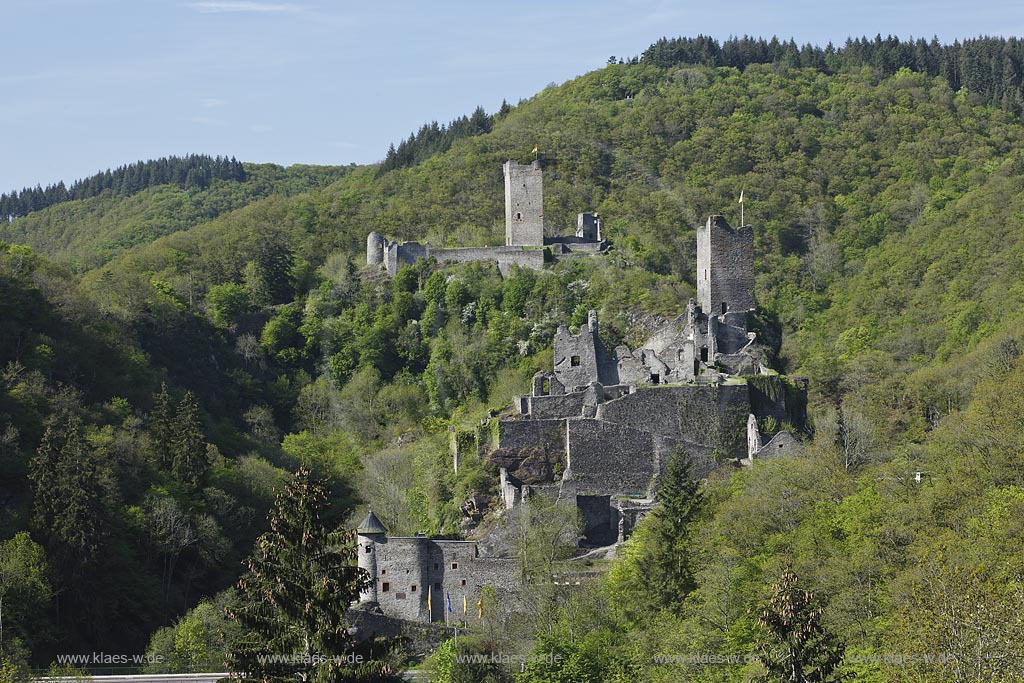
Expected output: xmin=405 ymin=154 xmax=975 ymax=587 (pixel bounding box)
xmin=3 ymin=35 xmax=1024 ymax=681
xmin=0 ymin=161 xmax=350 ymax=271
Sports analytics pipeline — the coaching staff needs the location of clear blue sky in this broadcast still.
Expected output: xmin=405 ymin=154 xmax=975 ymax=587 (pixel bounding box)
xmin=5 ymin=0 xmax=1024 ymax=192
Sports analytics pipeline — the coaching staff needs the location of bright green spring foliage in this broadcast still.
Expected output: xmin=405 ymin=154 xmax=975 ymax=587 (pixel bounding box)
xmin=7 ymin=35 xmax=1024 ymax=673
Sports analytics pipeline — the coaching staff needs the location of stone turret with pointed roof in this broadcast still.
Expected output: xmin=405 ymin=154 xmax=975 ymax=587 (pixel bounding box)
xmin=356 ymin=510 xmax=386 ymax=606
xmin=357 ymin=509 xmax=387 ymax=536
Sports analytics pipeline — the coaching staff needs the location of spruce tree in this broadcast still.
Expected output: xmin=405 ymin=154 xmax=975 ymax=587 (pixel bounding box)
xmin=28 ymin=412 xmax=109 ymax=627
xmin=149 ymin=383 xmax=175 ymax=468
xmin=170 ymin=391 xmax=208 ymax=488
xmin=226 ymin=467 xmax=374 ymax=683
xmin=648 ymin=448 xmax=703 ymax=612
xmin=754 ymin=571 xmax=845 ymax=683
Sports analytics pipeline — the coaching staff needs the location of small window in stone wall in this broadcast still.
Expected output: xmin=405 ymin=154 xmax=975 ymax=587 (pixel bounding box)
xmin=452 ymin=562 xmax=459 ymax=570
xmin=396 ymin=592 xmax=406 ymax=600
xmin=365 ymin=545 xmax=372 ymax=553
xmin=382 ymin=582 xmax=390 ymax=592
xmin=381 ymin=568 xmax=386 ymax=575
xmin=570 ymin=356 xmax=581 ymax=367
xmin=461 ymin=579 xmax=467 ymax=586
xmin=411 ymin=584 xmax=417 ymax=592
xmin=433 ymin=563 xmax=439 ymax=570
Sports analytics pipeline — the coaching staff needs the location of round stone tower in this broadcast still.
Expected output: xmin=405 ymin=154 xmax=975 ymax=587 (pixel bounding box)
xmin=366 ymin=232 xmax=385 ymax=268
xmin=356 ymin=509 xmax=387 ymax=604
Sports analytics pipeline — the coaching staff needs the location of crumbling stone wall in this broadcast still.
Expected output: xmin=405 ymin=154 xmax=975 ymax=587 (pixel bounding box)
xmin=565 ymin=418 xmax=660 ymax=496
xmin=525 ymin=392 xmax=586 ymax=419
xmin=495 ymin=418 xmax=565 ymax=454
xmin=553 ymin=312 xmax=619 ymax=389
xmin=595 ymin=384 xmax=750 ymax=458
xmin=553 ymin=323 xmax=600 ymax=389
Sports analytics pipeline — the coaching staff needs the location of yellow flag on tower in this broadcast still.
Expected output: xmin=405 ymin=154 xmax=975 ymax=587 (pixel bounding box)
xmin=477 ymin=594 xmax=483 ymax=619
xmin=531 ymin=144 xmax=539 ymax=154
xmin=427 ymin=585 xmax=432 ymax=620
xmin=463 ymin=595 xmax=468 ymax=617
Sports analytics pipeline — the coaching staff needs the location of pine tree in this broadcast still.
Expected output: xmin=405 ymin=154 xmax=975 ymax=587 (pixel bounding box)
xmin=170 ymin=391 xmax=208 ymax=488
xmin=754 ymin=571 xmax=845 ymax=683
xmin=226 ymin=467 xmax=374 ymax=683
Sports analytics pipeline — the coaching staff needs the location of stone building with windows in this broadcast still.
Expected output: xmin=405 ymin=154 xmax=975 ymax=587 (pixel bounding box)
xmin=355 ymin=510 xmax=518 ymax=623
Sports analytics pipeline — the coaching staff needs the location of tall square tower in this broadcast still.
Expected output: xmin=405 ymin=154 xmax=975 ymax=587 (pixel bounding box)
xmin=504 ymin=160 xmax=544 ymax=247
xmin=696 ymin=215 xmax=755 ymax=315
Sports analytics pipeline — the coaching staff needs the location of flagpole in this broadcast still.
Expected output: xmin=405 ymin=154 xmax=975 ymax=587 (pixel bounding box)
xmin=739 ymin=188 xmax=745 ymax=226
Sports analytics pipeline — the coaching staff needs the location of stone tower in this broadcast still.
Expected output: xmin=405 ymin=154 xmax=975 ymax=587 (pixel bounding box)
xmin=366 ymin=231 xmax=384 ymax=268
xmin=356 ymin=510 xmax=387 ymax=604
xmin=503 ymin=160 xmax=544 ymax=247
xmin=696 ymin=215 xmax=754 ymax=316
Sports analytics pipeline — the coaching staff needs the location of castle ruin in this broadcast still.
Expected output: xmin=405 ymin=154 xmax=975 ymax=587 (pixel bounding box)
xmin=356 ymin=173 xmax=806 ymax=624
xmin=366 ymin=159 xmax=607 ymax=276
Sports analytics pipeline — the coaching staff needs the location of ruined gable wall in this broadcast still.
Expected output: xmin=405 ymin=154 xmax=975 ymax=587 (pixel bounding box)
xmin=754 ymin=430 xmax=802 ymax=460
xmin=553 ymin=326 xmax=600 ymax=389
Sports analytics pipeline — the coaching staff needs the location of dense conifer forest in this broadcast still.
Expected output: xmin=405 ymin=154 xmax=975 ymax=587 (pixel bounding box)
xmin=3 ymin=34 xmax=1024 ymax=682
